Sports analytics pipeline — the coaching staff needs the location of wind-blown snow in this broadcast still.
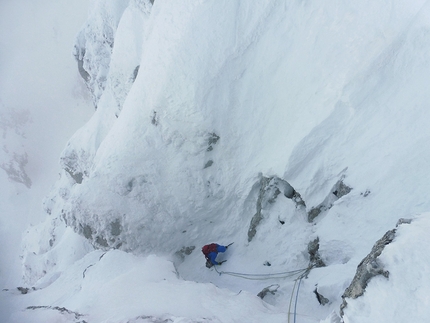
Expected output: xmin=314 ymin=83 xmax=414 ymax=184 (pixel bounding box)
xmin=2 ymin=0 xmax=430 ymax=322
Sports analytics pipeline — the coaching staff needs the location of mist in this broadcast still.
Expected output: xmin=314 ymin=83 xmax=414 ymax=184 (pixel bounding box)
xmin=0 ymin=0 xmax=93 ymax=287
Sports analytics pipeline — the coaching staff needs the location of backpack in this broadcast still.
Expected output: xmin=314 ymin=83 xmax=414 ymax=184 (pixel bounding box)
xmin=202 ymin=243 xmax=218 ymax=256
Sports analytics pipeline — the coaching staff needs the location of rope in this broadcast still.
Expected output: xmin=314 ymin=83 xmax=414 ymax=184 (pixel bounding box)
xmin=294 ymin=274 xmax=303 ymax=323
xmin=214 ymin=266 xmax=308 ymax=281
xmin=286 ymin=265 xmax=314 ymax=323
xmin=287 ymin=278 xmax=298 ymax=323
xmin=213 ymin=263 xmax=314 ymax=323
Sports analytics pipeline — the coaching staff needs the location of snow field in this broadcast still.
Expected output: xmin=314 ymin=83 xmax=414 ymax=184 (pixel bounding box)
xmin=7 ymin=248 xmax=290 ymax=323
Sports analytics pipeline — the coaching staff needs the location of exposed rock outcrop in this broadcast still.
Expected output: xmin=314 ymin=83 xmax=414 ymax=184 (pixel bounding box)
xmin=313 ymin=286 xmax=330 ymax=305
xmin=0 ymin=152 xmax=32 ymax=188
xmin=247 ymin=176 xmax=304 ymax=242
xmin=257 ymin=284 xmax=280 ymax=300
xmin=73 ymin=0 xmax=130 ymax=106
xmin=308 ymin=237 xmax=326 ymax=268
xmin=308 ymin=178 xmax=352 ymax=222
xmin=340 ymin=219 xmax=412 ymax=317
xmin=26 ymin=306 xmax=86 ymax=323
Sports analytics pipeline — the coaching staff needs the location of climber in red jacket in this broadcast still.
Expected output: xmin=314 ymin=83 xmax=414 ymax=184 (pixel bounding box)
xmin=201 ymin=243 xmax=232 ymax=268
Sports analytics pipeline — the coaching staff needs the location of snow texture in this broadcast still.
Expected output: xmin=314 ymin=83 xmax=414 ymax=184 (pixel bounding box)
xmin=2 ymin=0 xmax=430 ymax=322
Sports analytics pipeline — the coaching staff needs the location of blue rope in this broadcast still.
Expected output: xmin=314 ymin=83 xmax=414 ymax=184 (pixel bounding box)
xmin=287 ymin=278 xmax=298 ymax=323
xmin=293 ymin=274 xmax=304 ymax=323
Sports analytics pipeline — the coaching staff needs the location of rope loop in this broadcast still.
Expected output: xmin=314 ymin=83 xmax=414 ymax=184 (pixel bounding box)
xmin=214 ymin=266 xmax=309 ymax=281
xmin=213 ymin=263 xmax=315 ymax=323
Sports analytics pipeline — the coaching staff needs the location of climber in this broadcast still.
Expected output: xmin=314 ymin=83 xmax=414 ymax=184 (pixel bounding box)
xmin=201 ymin=242 xmax=232 ymax=268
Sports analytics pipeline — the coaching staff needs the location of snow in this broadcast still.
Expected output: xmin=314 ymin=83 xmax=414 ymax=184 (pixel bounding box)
xmin=2 ymin=0 xmax=430 ymax=322
xmin=5 ymin=249 xmax=289 ymax=323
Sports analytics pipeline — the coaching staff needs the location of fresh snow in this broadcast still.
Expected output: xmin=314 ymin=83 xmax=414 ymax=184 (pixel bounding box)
xmin=2 ymin=0 xmax=430 ymax=322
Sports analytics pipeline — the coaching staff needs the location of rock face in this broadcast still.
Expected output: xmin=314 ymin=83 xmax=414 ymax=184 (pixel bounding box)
xmin=247 ymin=176 xmax=304 ymax=242
xmin=0 ymin=152 xmax=32 ymax=188
xmin=340 ymin=230 xmax=394 ymax=316
xmin=308 ymin=178 xmax=352 ymax=222
xmin=73 ymin=0 xmax=133 ymax=106
xmin=0 ymin=107 xmax=32 ymax=188
xmin=308 ymin=237 xmax=326 ymax=268
xmin=340 ymin=220 xmax=412 ymax=317
xmin=257 ymin=284 xmax=280 ymax=300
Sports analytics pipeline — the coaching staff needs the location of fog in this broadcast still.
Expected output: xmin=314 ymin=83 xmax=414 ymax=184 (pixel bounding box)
xmin=0 ymin=0 xmax=92 ymax=287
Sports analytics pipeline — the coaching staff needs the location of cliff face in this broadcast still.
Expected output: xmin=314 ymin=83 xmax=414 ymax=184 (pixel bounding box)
xmin=18 ymin=1 xmax=430 ymax=321
xmin=41 ymin=0 xmax=430 ymax=253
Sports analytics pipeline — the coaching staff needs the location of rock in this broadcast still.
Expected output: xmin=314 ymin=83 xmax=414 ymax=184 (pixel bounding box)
xmin=313 ymin=286 xmax=330 ymax=305
xmin=307 ymin=178 xmax=352 ymax=222
xmin=248 ymin=176 xmax=304 ymax=241
xmin=174 ymin=246 xmax=196 ymax=262
xmin=340 ymin=228 xmax=397 ymax=316
xmin=308 ymin=237 xmax=326 ymax=268
xmin=257 ymin=284 xmax=280 ymax=299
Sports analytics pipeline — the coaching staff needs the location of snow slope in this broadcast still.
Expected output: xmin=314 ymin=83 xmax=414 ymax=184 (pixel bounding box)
xmin=2 ymin=0 xmax=430 ymax=322
xmin=6 ymin=246 xmax=289 ymax=323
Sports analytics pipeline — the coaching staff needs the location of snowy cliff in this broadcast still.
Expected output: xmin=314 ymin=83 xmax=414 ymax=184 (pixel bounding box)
xmin=3 ymin=0 xmax=430 ymax=322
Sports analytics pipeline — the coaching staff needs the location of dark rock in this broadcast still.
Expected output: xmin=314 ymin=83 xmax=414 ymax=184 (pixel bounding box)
xmin=26 ymin=305 xmax=86 ymax=321
xmin=257 ymin=284 xmax=279 ymax=299
xmin=340 ymin=229 xmax=396 ymax=316
xmin=361 ymin=189 xmax=371 ymax=197
xmin=307 ymin=178 xmax=352 ymax=222
xmin=132 ymin=65 xmax=140 ymax=82
xmin=110 ymin=219 xmax=122 ymax=236
xmin=80 ymin=224 xmax=93 ymax=240
xmin=66 ymin=169 xmax=83 ymax=184
xmin=75 ymin=50 xmax=90 ymax=82
xmin=17 ymin=287 xmax=29 ymax=294
xmin=248 ymin=176 xmax=305 ymax=241
xmin=291 ymin=190 xmax=306 ymax=208
xmin=207 ymin=133 xmax=220 ymax=151
xmin=95 ymin=236 xmax=109 ymax=248
xmin=308 ymin=237 xmax=326 ymax=268
xmin=332 ymin=181 xmax=352 ymax=198
xmin=313 ymin=286 xmax=330 ymax=305
xmin=204 ymin=160 xmax=213 ymax=169
xmin=61 ymin=150 xmax=87 ymax=184
xmin=151 ymin=111 xmax=158 ymax=125
xmin=248 ymin=177 xmax=271 ymax=241
xmin=308 ymin=205 xmax=325 ymax=222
